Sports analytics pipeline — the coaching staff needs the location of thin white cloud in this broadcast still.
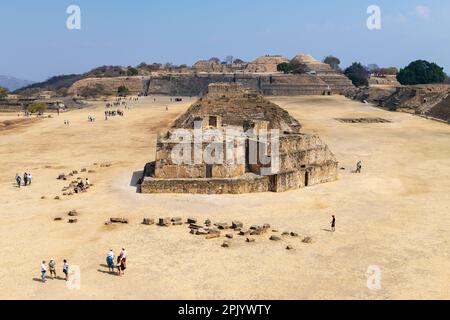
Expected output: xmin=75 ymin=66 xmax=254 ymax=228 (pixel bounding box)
xmin=415 ymin=5 xmax=431 ymax=19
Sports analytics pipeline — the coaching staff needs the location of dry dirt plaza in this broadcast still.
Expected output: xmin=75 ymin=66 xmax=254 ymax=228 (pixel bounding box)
xmin=0 ymin=95 xmax=449 ymax=300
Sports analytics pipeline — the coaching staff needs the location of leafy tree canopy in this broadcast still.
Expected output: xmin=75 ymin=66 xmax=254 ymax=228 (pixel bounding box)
xmin=324 ymin=56 xmax=341 ymax=70
xmin=27 ymin=102 xmax=47 ymax=114
xmin=344 ymin=62 xmax=369 ymax=87
xmin=397 ymin=60 xmax=447 ymax=85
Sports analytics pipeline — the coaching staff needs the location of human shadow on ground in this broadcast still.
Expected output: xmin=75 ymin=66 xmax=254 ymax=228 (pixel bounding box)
xmin=97 ymin=269 xmax=120 ymax=277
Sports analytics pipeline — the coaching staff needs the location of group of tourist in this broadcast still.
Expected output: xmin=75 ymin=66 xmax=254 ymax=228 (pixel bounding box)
xmin=104 ymin=109 xmax=124 ymax=120
xmin=74 ymin=178 xmax=90 ymax=193
xmin=106 ymin=248 xmax=128 ymax=276
xmin=63 ymin=119 xmax=71 ymax=125
xmin=88 ymin=115 xmax=96 ymax=122
xmin=39 ymin=248 xmax=128 ymax=283
xmin=15 ymin=172 xmax=32 ymax=188
xmin=40 ymin=259 xmax=69 ymax=283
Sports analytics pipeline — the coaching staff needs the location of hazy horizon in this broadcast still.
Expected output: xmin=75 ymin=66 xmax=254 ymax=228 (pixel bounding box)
xmin=1 ymin=0 xmax=449 ymax=82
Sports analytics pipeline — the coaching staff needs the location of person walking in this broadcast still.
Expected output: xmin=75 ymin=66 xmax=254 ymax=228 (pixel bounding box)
xmin=106 ymin=249 xmax=115 ymax=273
xmin=40 ymin=261 xmax=47 ymax=282
xmin=331 ymin=215 xmax=336 ymax=232
xmin=23 ymin=172 xmax=28 ymax=186
xmin=356 ymin=161 xmax=362 ymax=173
xmin=49 ymin=259 xmax=57 ymax=279
xmin=15 ymin=174 xmax=21 ymax=188
xmin=63 ymin=260 xmax=69 ymax=281
xmin=27 ymin=173 xmax=32 ymax=185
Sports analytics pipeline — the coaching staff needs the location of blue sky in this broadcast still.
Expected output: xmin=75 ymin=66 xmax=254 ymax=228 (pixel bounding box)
xmin=1 ymin=0 xmax=449 ymax=81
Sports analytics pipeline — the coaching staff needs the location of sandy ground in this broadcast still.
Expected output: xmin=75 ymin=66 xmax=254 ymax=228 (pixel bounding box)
xmin=0 ymin=95 xmax=449 ymax=300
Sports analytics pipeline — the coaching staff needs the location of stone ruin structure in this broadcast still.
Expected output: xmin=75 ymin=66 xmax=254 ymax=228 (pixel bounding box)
xmin=140 ymin=83 xmax=338 ymax=194
xmin=68 ymin=53 xmax=354 ymax=97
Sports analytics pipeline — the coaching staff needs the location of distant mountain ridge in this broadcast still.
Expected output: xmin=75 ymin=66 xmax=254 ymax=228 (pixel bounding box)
xmin=0 ymin=75 xmax=34 ymax=91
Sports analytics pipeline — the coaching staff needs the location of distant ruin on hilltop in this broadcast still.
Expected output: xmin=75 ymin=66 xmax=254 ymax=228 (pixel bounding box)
xmin=69 ymin=53 xmax=354 ymax=97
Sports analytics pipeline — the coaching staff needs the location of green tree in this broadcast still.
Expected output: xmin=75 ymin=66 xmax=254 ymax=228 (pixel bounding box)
xmin=344 ymin=62 xmax=369 ymax=87
xmin=0 ymin=86 xmax=8 ymax=99
xmin=324 ymin=56 xmax=341 ymax=70
xmin=27 ymin=102 xmax=47 ymax=114
xmin=127 ymin=67 xmax=139 ymax=76
xmin=117 ymin=86 xmax=129 ymax=97
xmin=397 ymin=60 xmax=447 ymax=85
xmin=277 ymin=63 xmax=294 ymax=74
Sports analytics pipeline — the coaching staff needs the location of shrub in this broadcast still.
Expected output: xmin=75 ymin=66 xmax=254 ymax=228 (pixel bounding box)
xmin=27 ymin=102 xmax=47 ymax=114
xmin=117 ymin=86 xmax=129 ymax=97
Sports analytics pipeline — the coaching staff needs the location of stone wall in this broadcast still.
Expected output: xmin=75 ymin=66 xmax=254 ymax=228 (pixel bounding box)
xmin=141 ymin=175 xmax=271 ymax=194
xmin=68 ymin=77 xmax=145 ymax=96
xmin=145 ymin=74 xmax=353 ymax=96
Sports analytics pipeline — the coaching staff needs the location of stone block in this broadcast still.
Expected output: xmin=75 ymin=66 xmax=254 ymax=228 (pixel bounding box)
xmin=158 ymin=217 xmax=171 ymax=226
xmin=232 ymin=221 xmax=243 ymax=229
xmin=110 ymin=218 xmax=128 ymax=224
xmin=142 ymin=218 xmax=155 ymax=225
xmin=270 ymin=235 xmax=281 ymax=241
xmin=187 ymin=217 xmax=197 ymax=224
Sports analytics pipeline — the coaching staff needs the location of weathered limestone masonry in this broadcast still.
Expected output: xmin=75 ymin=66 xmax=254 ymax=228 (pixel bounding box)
xmin=140 ymin=83 xmax=338 ymax=194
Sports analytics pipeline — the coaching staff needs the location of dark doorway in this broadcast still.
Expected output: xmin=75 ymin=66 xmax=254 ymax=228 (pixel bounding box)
xmin=206 ymin=165 xmax=213 ymax=178
xmin=305 ymin=172 xmax=310 ymax=187
xmin=209 ymin=116 xmax=217 ymax=127
xmin=245 ymin=139 xmax=250 ymax=172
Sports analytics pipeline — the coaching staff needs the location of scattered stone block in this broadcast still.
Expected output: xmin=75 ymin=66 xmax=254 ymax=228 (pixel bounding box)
xmin=263 ymin=224 xmax=271 ymax=229
xmin=196 ymin=229 xmax=208 ymax=235
xmin=172 ymin=221 xmax=183 ymax=226
xmin=226 ymin=234 xmax=234 ymax=239
xmin=290 ymin=232 xmax=299 ymax=237
xmin=246 ymin=238 xmax=256 ymax=243
xmin=41 ymin=196 xmax=46 ymax=199
xmin=286 ymin=245 xmax=294 ymax=250
xmin=68 ymin=219 xmax=78 ymax=224
xmin=205 ymin=219 xmax=212 ymax=226
xmin=189 ymin=224 xmax=203 ymax=230
xmin=57 ymin=174 xmax=66 ymax=180
xmin=54 ymin=217 xmax=63 ymax=221
xmin=272 ymin=229 xmax=279 ymax=233
xmin=232 ymin=221 xmax=243 ymax=229
xmin=239 ymin=229 xmax=250 ymax=236
xmin=110 ymin=218 xmax=129 ymax=224
xmin=187 ymin=217 xmax=197 ymax=224
xmin=302 ymin=237 xmax=313 ymax=244
xmin=142 ymin=218 xmax=155 ymax=225
xmin=282 ymin=231 xmax=290 ymax=236
xmin=54 ymin=196 xmax=60 ymax=200
xmin=222 ymin=241 xmax=231 ymax=248
xmin=72 ymin=170 xmax=78 ymax=174
xmin=216 ymin=222 xmax=229 ymax=230
xmin=171 ymin=217 xmax=182 ymax=222
xmin=68 ymin=210 xmax=78 ymax=217
xmin=205 ymin=233 xmax=220 ymax=240
xmin=250 ymin=225 xmax=261 ymax=230
xmin=190 ymin=229 xmax=197 ymax=235
xmin=270 ymin=235 xmax=281 ymax=241
xmin=81 ymin=168 xmax=87 ymax=172
xmin=208 ymin=228 xmax=220 ymax=235
xmin=88 ymin=170 xmax=96 ymax=173
xmin=158 ymin=217 xmax=171 ymax=226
